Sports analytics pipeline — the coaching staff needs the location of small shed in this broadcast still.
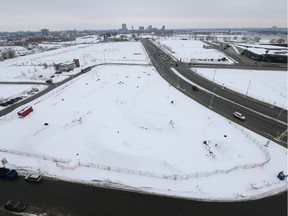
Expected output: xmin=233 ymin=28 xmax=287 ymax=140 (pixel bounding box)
xmin=17 ymin=106 xmax=33 ymax=118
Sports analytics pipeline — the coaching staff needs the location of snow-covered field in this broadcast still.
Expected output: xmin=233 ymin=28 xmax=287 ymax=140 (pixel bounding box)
xmin=193 ymin=68 xmax=287 ymax=109
xmin=157 ymin=38 xmax=235 ymax=64
xmin=0 ymin=40 xmax=287 ymax=201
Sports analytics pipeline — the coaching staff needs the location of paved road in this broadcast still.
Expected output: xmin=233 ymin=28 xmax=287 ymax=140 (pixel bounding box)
xmin=141 ymin=39 xmax=287 ymax=145
xmin=0 ymin=73 xmax=82 ymax=117
xmin=0 ymin=177 xmax=287 ymax=216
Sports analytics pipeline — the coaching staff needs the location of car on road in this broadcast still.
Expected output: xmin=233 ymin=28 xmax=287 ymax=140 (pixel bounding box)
xmin=4 ymin=200 xmax=26 ymax=212
xmin=192 ymin=85 xmax=199 ymax=91
xmin=233 ymin=111 xmax=246 ymax=121
xmin=25 ymin=173 xmax=43 ymax=182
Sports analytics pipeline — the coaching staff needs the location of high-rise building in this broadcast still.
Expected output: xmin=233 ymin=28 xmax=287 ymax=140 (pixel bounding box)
xmin=122 ymin=23 xmax=127 ymax=31
xmin=139 ymin=26 xmax=145 ymax=31
xmin=41 ymin=28 xmax=49 ymax=36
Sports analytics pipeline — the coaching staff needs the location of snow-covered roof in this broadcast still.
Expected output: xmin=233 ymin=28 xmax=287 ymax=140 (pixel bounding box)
xmin=235 ymin=43 xmax=288 ymax=56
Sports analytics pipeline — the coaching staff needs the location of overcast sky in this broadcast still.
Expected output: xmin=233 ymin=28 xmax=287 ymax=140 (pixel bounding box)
xmin=0 ymin=0 xmax=287 ymax=31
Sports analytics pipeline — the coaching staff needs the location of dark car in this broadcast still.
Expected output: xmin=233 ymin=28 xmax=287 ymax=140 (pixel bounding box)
xmin=0 ymin=168 xmax=10 ymax=178
xmin=192 ymin=85 xmax=199 ymax=91
xmin=4 ymin=200 xmax=26 ymax=212
xmin=14 ymin=97 xmax=23 ymax=101
xmin=45 ymin=79 xmax=53 ymax=83
xmin=0 ymin=102 xmax=8 ymax=107
xmin=6 ymin=100 xmax=15 ymax=105
xmin=5 ymin=169 xmax=18 ymax=179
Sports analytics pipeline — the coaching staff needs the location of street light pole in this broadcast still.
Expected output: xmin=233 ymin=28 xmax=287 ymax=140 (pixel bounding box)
xmin=277 ymin=108 xmax=283 ymax=120
xmin=213 ymin=69 xmax=216 ymax=82
xmin=104 ymin=49 xmax=106 ymax=63
xmin=245 ymin=80 xmax=251 ymax=96
xmin=209 ymin=88 xmax=216 ymax=108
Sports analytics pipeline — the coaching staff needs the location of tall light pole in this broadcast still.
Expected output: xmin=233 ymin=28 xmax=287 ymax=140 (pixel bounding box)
xmin=213 ymin=69 xmax=216 ymax=82
xmin=245 ymin=80 xmax=251 ymax=96
xmin=209 ymin=88 xmax=216 ymax=108
xmin=104 ymin=49 xmax=106 ymax=63
xmin=277 ymin=108 xmax=283 ymax=120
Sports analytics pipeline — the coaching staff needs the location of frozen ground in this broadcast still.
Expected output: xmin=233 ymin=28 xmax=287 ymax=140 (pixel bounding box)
xmin=156 ymin=38 xmax=235 ymax=64
xmin=193 ymin=68 xmax=287 ymax=109
xmin=0 ymin=40 xmax=287 ymax=201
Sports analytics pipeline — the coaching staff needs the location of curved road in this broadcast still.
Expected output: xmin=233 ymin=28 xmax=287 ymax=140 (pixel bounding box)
xmin=141 ymin=39 xmax=287 ymax=145
xmin=0 ymin=177 xmax=287 ymax=216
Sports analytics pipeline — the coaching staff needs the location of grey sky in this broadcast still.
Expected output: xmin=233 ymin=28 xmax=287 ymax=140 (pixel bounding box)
xmin=0 ymin=0 xmax=287 ymax=31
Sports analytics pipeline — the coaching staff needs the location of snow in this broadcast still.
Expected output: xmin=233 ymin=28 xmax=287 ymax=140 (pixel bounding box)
xmin=193 ymin=68 xmax=287 ymax=109
xmin=0 ymin=39 xmax=287 ymax=201
xmin=235 ymin=43 xmax=288 ymax=56
xmin=157 ymin=38 xmax=235 ymax=64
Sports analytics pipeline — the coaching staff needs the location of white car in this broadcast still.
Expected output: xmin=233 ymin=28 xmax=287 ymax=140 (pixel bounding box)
xmin=25 ymin=173 xmax=43 ymax=182
xmin=233 ymin=112 xmax=246 ymax=121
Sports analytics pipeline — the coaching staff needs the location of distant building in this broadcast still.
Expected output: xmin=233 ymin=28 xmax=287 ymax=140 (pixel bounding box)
xmin=233 ymin=44 xmax=288 ymax=64
xmin=139 ymin=26 xmax=145 ymax=31
xmin=161 ymin=25 xmax=165 ymax=31
xmin=41 ymin=28 xmax=49 ymax=36
xmin=122 ymin=23 xmax=127 ymax=31
xmin=147 ymin=25 xmax=152 ymax=31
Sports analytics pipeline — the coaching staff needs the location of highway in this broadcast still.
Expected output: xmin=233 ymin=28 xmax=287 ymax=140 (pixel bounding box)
xmin=0 ymin=177 xmax=287 ymax=216
xmin=141 ymin=39 xmax=287 ymax=146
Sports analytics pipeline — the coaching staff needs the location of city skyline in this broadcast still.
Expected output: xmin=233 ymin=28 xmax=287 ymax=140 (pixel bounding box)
xmin=0 ymin=0 xmax=287 ymax=31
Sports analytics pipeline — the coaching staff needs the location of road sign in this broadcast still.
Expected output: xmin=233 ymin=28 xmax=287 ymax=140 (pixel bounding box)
xmin=1 ymin=157 xmax=8 ymax=166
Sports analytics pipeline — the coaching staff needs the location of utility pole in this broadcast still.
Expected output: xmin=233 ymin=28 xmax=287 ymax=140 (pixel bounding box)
xmin=209 ymin=88 xmax=216 ymax=108
xmin=277 ymin=108 xmax=283 ymax=120
xmin=245 ymin=80 xmax=251 ymax=96
xmin=213 ymin=69 xmax=216 ymax=82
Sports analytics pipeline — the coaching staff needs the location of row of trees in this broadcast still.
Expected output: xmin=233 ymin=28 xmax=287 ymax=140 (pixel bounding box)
xmin=0 ymin=48 xmax=16 ymax=60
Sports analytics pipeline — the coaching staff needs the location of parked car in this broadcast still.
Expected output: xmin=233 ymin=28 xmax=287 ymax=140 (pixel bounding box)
xmin=31 ymin=87 xmax=39 ymax=92
xmin=25 ymin=173 xmax=43 ymax=182
xmin=14 ymin=97 xmax=23 ymax=101
xmin=0 ymin=102 xmax=8 ymax=107
xmin=6 ymin=100 xmax=15 ymax=105
xmin=45 ymin=79 xmax=53 ymax=84
xmin=4 ymin=200 xmax=26 ymax=212
xmin=0 ymin=168 xmax=10 ymax=178
xmin=5 ymin=169 xmax=18 ymax=179
xmin=233 ymin=111 xmax=246 ymax=121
